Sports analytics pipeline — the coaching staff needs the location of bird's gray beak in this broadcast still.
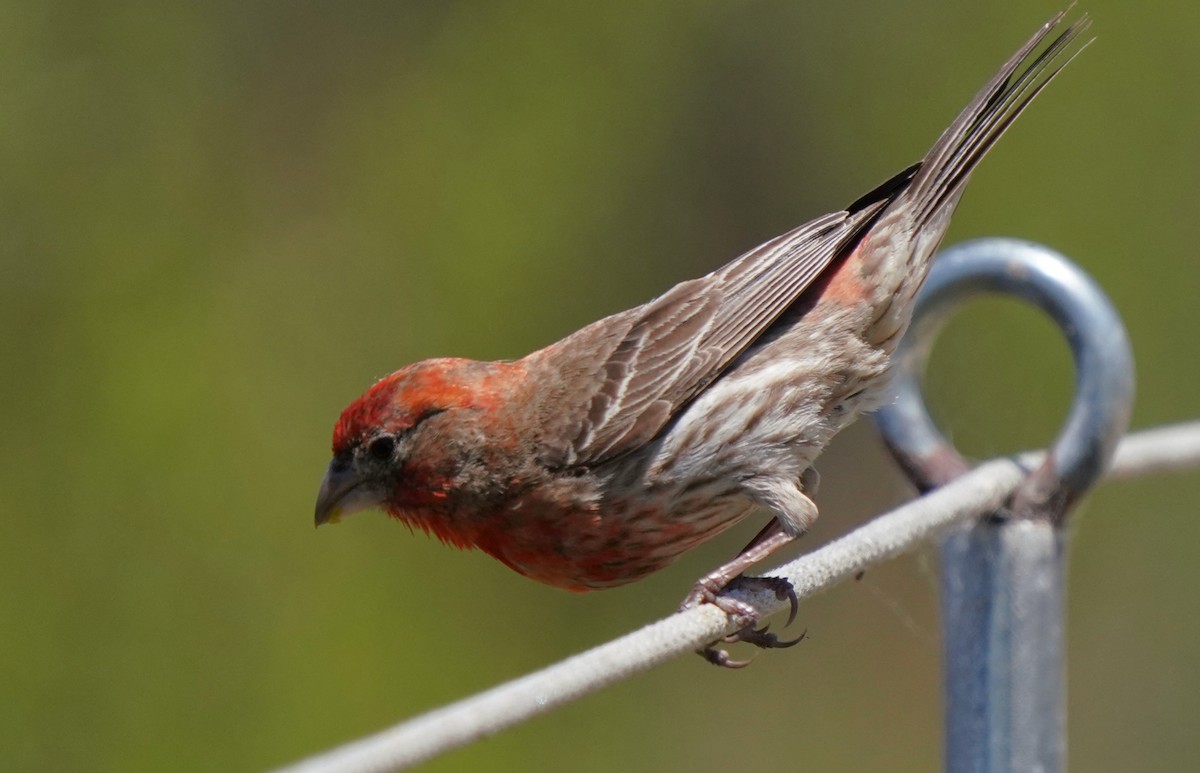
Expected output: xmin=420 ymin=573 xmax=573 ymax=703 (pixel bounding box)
xmin=314 ymin=460 xmax=382 ymax=526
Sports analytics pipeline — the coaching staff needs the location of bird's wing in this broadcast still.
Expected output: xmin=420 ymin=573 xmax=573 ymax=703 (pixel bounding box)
xmin=539 ymin=179 xmax=905 ymax=467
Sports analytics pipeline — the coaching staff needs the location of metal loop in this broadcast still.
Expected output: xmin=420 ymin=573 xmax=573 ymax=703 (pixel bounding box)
xmin=874 ymin=237 xmax=1135 ymax=520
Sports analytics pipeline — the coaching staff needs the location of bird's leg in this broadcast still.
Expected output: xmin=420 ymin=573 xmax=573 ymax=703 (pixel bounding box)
xmin=682 ymin=527 xmax=805 ymax=666
xmin=682 ymin=525 xmax=792 ymax=611
xmin=684 ymin=472 xmax=820 ymax=667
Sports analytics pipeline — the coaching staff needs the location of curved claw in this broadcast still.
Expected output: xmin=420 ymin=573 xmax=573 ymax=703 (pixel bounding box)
xmin=683 ymin=574 xmax=804 ymax=667
xmin=702 ymin=645 xmax=754 ymax=669
xmin=733 ymin=624 xmax=807 ymax=650
xmin=701 ymin=624 xmax=807 ymax=669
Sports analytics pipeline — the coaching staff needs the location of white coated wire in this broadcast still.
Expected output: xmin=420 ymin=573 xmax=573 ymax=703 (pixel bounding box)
xmin=272 ymin=420 xmax=1200 ymax=773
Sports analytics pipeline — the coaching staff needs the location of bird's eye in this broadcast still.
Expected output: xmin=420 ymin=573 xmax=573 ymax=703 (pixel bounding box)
xmin=366 ymin=435 xmax=395 ymax=461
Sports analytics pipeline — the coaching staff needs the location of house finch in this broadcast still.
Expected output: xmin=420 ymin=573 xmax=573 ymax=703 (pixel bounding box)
xmin=316 ymin=11 xmax=1089 ymax=664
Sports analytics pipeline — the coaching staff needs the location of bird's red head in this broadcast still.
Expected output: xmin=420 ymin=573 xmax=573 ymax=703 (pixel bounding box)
xmin=331 ymin=360 xmax=484 ymax=457
xmin=315 ymin=358 xmax=522 ymax=528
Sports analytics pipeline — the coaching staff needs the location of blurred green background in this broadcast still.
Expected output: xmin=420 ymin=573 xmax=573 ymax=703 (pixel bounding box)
xmin=3 ymin=1 xmax=1198 ymax=770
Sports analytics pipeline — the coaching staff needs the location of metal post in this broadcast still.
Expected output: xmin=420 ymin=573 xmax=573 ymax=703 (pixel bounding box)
xmin=874 ymin=238 xmax=1135 ymax=773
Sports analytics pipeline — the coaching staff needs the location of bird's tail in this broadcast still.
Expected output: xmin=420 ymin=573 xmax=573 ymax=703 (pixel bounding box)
xmin=907 ymin=7 xmax=1092 ymax=234
xmin=851 ymin=8 xmax=1090 ymax=349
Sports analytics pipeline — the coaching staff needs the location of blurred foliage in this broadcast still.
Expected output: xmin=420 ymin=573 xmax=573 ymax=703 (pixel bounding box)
xmin=2 ymin=1 xmax=1198 ymax=771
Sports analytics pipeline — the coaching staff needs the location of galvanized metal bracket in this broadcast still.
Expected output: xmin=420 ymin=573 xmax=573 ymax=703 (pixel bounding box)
xmin=873 ymin=238 xmax=1135 ymax=773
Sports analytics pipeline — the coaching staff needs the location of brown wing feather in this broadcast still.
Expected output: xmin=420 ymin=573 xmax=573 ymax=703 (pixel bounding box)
xmin=555 ymin=200 xmax=892 ymax=465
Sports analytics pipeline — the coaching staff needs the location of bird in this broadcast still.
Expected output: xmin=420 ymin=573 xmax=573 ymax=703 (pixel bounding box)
xmin=315 ymin=9 xmax=1089 ymax=665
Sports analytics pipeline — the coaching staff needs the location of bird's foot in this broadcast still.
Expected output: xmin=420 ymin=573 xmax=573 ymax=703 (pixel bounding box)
xmin=682 ymin=575 xmax=803 ymax=668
